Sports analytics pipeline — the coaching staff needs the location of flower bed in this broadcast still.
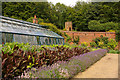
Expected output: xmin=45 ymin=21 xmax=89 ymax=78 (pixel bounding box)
xmin=2 ymin=42 xmax=90 ymax=78
xmin=19 ymin=49 xmax=107 ymax=78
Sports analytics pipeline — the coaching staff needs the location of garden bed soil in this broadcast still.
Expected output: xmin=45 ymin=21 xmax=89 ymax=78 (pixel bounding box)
xmin=72 ymin=54 xmax=118 ymax=78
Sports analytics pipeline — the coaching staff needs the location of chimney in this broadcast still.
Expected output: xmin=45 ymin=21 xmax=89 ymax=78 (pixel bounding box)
xmin=33 ymin=15 xmax=38 ymax=24
xmin=36 ymin=19 xmax=38 ymax=24
xmin=34 ymin=15 xmax=37 ymax=19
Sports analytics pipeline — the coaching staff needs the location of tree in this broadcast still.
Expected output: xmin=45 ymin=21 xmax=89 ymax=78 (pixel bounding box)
xmin=88 ymin=20 xmax=104 ymax=31
xmin=2 ymin=2 xmax=119 ymax=31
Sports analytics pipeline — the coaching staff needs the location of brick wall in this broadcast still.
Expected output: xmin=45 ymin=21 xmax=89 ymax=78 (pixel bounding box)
xmin=62 ymin=31 xmax=116 ymax=45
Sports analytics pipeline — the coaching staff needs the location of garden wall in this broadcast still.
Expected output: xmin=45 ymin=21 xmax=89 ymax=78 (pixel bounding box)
xmin=62 ymin=31 xmax=116 ymax=45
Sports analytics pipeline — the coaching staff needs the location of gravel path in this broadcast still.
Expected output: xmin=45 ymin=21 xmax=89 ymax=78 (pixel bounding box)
xmin=72 ymin=54 xmax=118 ymax=78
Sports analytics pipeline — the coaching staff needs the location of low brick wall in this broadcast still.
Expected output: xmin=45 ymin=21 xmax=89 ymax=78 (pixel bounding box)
xmin=62 ymin=31 xmax=116 ymax=45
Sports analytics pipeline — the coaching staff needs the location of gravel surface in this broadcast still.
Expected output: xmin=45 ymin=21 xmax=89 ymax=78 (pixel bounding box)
xmin=72 ymin=54 xmax=118 ymax=78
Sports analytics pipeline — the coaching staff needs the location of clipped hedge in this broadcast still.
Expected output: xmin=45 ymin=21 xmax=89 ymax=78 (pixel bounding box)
xmin=19 ymin=49 xmax=107 ymax=78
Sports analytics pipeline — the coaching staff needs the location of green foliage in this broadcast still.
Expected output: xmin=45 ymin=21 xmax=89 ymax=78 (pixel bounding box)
xmin=115 ymin=30 xmax=120 ymax=42
xmin=72 ymin=35 xmax=79 ymax=45
xmin=107 ymin=30 xmax=115 ymax=32
xmin=2 ymin=42 xmax=90 ymax=78
xmin=91 ymin=35 xmax=118 ymax=50
xmin=2 ymin=42 xmax=30 ymax=54
xmin=91 ymin=48 xmax=101 ymax=51
xmin=88 ymin=20 xmax=118 ymax=31
xmin=39 ymin=22 xmax=63 ymax=36
xmin=103 ymin=22 xmax=118 ymax=31
xmin=64 ymin=32 xmax=72 ymax=42
xmin=2 ymin=2 xmax=119 ymax=31
xmin=108 ymin=50 xmax=120 ymax=54
xmin=107 ymin=39 xmax=118 ymax=50
xmin=24 ymin=49 xmax=107 ymax=78
xmin=81 ymin=42 xmax=88 ymax=47
xmin=64 ymin=32 xmax=79 ymax=45
xmin=88 ymin=20 xmax=104 ymax=31
xmin=90 ymin=42 xmax=97 ymax=47
xmin=2 ymin=43 xmax=39 ymax=78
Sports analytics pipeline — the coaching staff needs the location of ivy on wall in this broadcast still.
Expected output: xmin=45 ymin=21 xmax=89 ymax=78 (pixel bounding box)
xmin=64 ymin=32 xmax=79 ymax=44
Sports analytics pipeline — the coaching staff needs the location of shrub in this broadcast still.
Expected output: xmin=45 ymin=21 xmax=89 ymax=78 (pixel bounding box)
xmin=88 ymin=20 xmax=118 ymax=32
xmin=2 ymin=43 xmax=90 ymax=78
xmin=63 ymin=28 xmax=66 ymax=31
xmin=108 ymin=50 xmax=120 ymax=54
xmin=72 ymin=35 xmax=79 ymax=45
xmin=107 ymin=30 xmax=115 ymax=32
xmin=21 ymin=49 xmax=107 ymax=78
xmin=39 ymin=22 xmax=63 ymax=36
xmin=64 ymin=32 xmax=72 ymax=42
xmin=2 ymin=43 xmax=40 ymax=78
xmin=88 ymin=20 xmax=104 ymax=31
xmin=64 ymin=32 xmax=79 ymax=45
xmin=107 ymin=39 xmax=118 ymax=50
xmin=90 ymin=42 xmax=97 ymax=47
xmin=91 ymin=35 xmax=117 ymax=50
xmin=92 ymin=35 xmax=108 ymax=48
xmin=104 ymin=22 xmax=118 ymax=31
xmin=81 ymin=42 xmax=88 ymax=47
xmin=115 ymin=30 xmax=120 ymax=42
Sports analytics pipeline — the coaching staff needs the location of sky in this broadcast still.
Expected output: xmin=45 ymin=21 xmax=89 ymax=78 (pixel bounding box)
xmin=47 ymin=0 xmax=90 ymax=6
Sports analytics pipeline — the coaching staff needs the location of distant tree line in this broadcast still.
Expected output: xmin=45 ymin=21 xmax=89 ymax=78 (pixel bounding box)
xmin=2 ymin=2 xmax=119 ymax=31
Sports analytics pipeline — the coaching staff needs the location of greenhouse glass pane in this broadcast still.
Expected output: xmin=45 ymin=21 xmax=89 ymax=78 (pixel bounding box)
xmin=49 ymin=38 xmax=51 ymax=45
xmin=28 ymin=36 xmax=32 ymax=45
xmin=54 ymin=38 xmax=56 ymax=45
xmin=21 ymin=35 xmax=25 ymax=43
xmin=58 ymin=39 xmax=61 ymax=44
xmin=43 ymin=37 xmax=46 ymax=45
xmin=56 ymin=39 xmax=58 ymax=44
xmin=14 ymin=34 xmax=21 ymax=43
xmin=30 ymin=36 xmax=34 ymax=45
xmin=33 ymin=36 xmax=37 ymax=45
xmin=52 ymin=38 xmax=54 ymax=44
xmin=6 ymin=33 xmax=13 ymax=43
xmin=45 ymin=37 xmax=48 ymax=45
xmin=60 ymin=39 xmax=63 ymax=45
xmin=24 ymin=35 xmax=28 ymax=44
xmin=2 ymin=33 xmax=6 ymax=44
xmin=25 ymin=36 xmax=28 ymax=43
xmin=47 ymin=37 xmax=50 ymax=45
xmin=53 ymin=38 xmax=56 ymax=45
xmin=59 ymin=39 xmax=61 ymax=44
xmin=40 ymin=37 xmax=44 ymax=45
xmin=39 ymin=37 xmax=41 ymax=45
xmin=36 ymin=36 xmax=40 ymax=45
xmin=39 ymin=37 xmax=42 ymax=45
xmin=51 ymin=38 xmax=53 ymax=45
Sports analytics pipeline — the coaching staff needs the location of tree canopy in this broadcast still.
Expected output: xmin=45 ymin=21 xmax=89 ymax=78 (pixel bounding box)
xmin=2 ymin=1 xmax=119 ymax=32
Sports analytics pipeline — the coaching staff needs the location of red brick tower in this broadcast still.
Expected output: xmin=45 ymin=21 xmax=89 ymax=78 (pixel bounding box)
xmin=65 ymin=22 xmax=72 ymax=31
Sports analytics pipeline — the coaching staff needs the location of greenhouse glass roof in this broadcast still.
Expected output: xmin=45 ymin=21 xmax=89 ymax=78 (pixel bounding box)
xmin=0 ymin=16 xmax=63 ymax=39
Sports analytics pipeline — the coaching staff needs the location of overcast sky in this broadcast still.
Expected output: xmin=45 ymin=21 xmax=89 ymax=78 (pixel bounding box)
xmin=47 ymin=0 xmax=90 ymax=6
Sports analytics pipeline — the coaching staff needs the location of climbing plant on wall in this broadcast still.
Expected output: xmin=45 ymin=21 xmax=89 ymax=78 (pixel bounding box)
xmin=115 ymin=30 xmax=120 ymax=42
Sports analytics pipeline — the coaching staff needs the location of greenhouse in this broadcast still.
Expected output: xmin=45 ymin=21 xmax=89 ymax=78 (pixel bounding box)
xmin=0 ymin=16 xmax=64 ymax=45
